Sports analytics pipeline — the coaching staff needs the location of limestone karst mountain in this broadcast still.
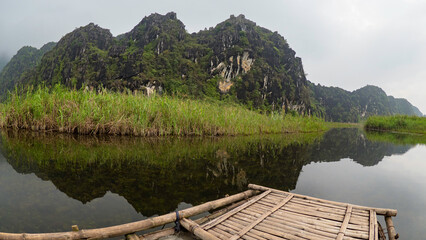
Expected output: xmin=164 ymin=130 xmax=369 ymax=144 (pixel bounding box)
xmin=0 ymin=12 xmax=422 ymax=121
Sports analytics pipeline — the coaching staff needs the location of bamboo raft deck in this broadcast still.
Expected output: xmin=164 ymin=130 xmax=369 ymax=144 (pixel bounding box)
xmin=196 ymin=184 xmax=398 ymax=240
xmin=0 ymin=184 xmax=398 ymax=240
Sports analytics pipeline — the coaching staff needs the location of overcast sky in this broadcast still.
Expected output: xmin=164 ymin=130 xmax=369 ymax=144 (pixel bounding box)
xmin=1 ymin=0 xmax=425 ymax=113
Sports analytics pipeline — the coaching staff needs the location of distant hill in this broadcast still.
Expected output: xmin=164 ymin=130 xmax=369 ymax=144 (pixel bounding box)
xmin=310 ymin=84 xmax=423 ymax=122
xmin=0 ymin=42 xmax=56 ymax=97
xmin=0 ymin=12 xmax=422 ymax=121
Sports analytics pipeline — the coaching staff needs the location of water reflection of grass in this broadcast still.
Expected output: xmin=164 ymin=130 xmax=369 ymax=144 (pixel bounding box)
xmin=0 ymin=130 xmax=322 ymax=169
xmin=366 ymin=131 xmax=426 ymax=145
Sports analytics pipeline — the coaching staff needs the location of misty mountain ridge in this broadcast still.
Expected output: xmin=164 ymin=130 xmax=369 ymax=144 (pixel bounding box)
xmin=0 ymin=42 xmax=56 ymax=97
xmin=0 ymin=12 xmax=422 ymax=121
xmin=0 ymin=55 xmax=9 ymax=72
xmin=310 ymin=84 xmax=423 ymax=122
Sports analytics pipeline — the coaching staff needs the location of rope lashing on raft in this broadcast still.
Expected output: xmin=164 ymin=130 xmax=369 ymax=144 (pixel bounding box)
xmin=174 ymin=211 xmax=181 ymax=232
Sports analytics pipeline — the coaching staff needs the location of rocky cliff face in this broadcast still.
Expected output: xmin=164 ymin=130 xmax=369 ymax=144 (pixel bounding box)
xmin=197 ymin=14 xmax=311 ymax=112
xmin=21 ymin=24 xmax=113 ymax=88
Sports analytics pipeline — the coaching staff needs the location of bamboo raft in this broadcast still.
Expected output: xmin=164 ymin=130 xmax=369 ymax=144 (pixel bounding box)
xmin=0 ymin=184 xmax=398 ymax=240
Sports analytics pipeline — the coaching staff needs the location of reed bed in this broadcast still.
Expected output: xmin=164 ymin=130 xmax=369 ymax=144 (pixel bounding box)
xmin=0 ymin=85 xmax=326 ymax=136
xmin=365 ymin=115 xmax=426 ymax=134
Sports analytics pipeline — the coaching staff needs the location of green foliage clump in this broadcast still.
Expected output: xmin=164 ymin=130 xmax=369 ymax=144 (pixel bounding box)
xmin=365 ymin=115 xmax=426 ymax=134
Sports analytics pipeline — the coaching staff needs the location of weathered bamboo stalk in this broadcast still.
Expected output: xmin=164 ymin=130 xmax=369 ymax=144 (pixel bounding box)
xmin=202 ymin=190 xmax=271 ymax=230
xmin=141 ymin=228 xmax=175 ymax=240
xmin=385 ymin=216 xmax=398 ymax=240
xmin=277 ymin=202 xmax=369 ymax=223
xmin=336 ymin=205 xmax=352 ymax=240
xmin=195 ymin=197 xmax=250 ymax=225
xmin=249 ymin=184 xmax=398 ymax=217
xmin=265 ymin=215 xmax=338 ymax=236
xmin=284 ymin=199 xmax=369 ymax=217
xmin=125 ymin=233 xmax=140 ymax=240
xmin=266 ymin=210 xmax=369 ymax=239
xmin=378 ymin=222 xmax=387 ymax=240
xmin=216 ymin=223 xmax=240 ymax=233
xmin=140 ymin=197 xmax=251 ymax=240
xmin=229 ymin=194 xmax=293 ymax=240
xmin=254 ymin=224 xmax=313 ymax=240
xmin=179 ymin=218 xmax=219 ymax=240
xmin=369 ymin=209 xmax=377 ymax=240
xmin=261 ymin=217 xmax=337 ymax=239
xmin=0 ymin=189 xmax=257 ymax=240
xmin=207 ymin=228 xmax=228 ymax=239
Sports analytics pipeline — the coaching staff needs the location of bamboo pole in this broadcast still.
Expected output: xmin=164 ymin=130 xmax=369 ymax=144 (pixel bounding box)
xmin=249 ymin=184 xmax=397 ymax=217
xmin=195 ymin=198 xmax=250 ymax=225
xmin=136 ymin=197 xmax=251 ymax=240
xmin=141 ymin=228 xmax=175 ymax=240
xmin=336 ymin=205 xmax=352 ymax=240
xmin=0 ymin=190 xmax=257 ymax=240
xmin=369 ymin=210 xmax=377 ymax=240
xmin=207 ymin=228 xmax=228 ymax=239
xmin=385 ymin=216 xmax=398 ymax=240
xmin=179 ymin=218 xmax=220 ymax=240
xmin=202 ymin=190 xmax=271 ymax=230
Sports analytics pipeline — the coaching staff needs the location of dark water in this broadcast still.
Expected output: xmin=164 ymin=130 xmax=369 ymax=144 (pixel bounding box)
xmin=0 ymin=128 xmax=425 ymax=238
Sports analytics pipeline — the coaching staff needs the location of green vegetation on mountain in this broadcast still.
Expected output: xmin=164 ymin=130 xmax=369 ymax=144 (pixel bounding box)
xmin=0 ymin=12 xmax=422 ymax=123
xmin=0 ymin=84 xmax=326 ymax=136
xmin=0 ymin=42 xmax=56 ymax=98
xmin=3 ymin=13 xmax=313 ymax=115
xmin=310 ymin=84 xmax=422 ymax=122
xmin=0 ymin=55 xmax=9 ymax=72
xmin=365 ymin=115 xmax=426 ymax=134
xmin=388 ymin=96 xmax=423 ymax=116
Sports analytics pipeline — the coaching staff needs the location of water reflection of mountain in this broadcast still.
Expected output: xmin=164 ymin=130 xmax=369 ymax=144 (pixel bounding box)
xmin=309 ymin=128 xmax=412 ymax=166
xmin=0 ymin=128 xmax=413 ymax=216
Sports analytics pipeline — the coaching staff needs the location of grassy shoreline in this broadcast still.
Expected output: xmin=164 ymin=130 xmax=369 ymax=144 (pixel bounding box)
xmin=0 ymin=85 xmax=327 ymax=136
xmin=365 ymin=115 xmax=426 ymax=134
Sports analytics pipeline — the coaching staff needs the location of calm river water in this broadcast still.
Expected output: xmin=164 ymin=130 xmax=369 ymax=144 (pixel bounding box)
xmin=0 ymin=128 xmax=425 ymax=238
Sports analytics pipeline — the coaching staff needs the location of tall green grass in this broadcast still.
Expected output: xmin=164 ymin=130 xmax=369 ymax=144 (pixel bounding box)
xmin=365 ymin=115 xmax=426 ymax=134
xmin=0 ymin=85 xmax=327 ymax=136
